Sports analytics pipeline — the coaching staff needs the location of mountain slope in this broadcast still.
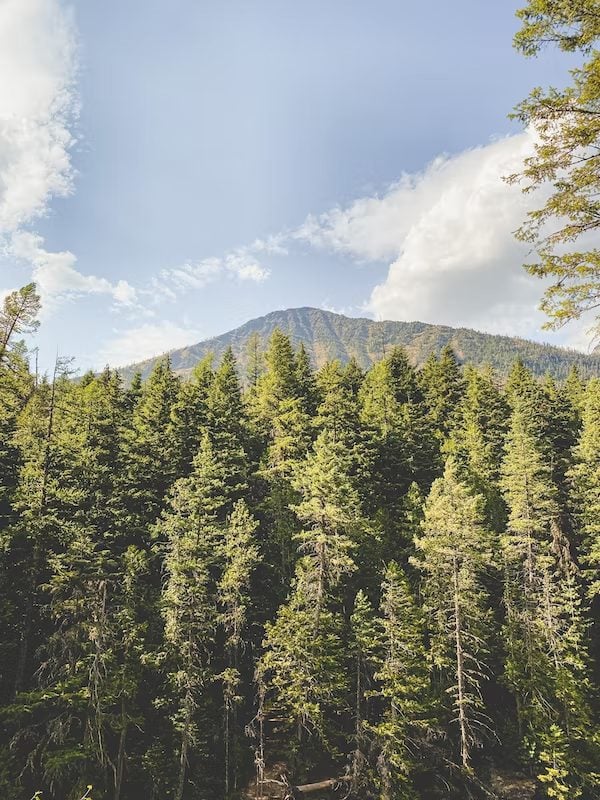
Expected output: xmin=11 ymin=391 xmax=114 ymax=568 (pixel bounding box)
xmin=117 ymin=307 xmax=600 ymax=382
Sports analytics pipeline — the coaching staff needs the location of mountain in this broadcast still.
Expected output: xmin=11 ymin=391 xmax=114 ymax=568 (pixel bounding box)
xmin=117 ymin=307 xmax=600 ymax=382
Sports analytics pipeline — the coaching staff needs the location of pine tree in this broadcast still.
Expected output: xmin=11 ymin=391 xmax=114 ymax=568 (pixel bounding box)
xmin=157 ymin=432 xmax=228 ymax=800
xmin=258 ymin=430 xmax=365 ymax=768
xmin=343 ymin=356 xmax=365 ymax=394
xmin=419 ymin=346 xmax=465 ymax=439
xmin=291 ymin=430 xmax=363 ymax=623
xmin=448 ymin=365 xmax=508 ymax=529
xmin=218 ymin=500 xmax=261 ymax=797
xmin=35 ymin=524 xmax=120 ymax=794
xmin=4 ymin=359 xmax=79 ymax=698
xmin=373 ymin=563 xmax=432 ymax=800
xmin=315 ymin=361 xmax=371 ymax=505
xmin=251 ymin=332 xmax=312 ymax=590
xmin=171 ymin=354 xmax=214 ymax=475
xmin=0 ymin=285 xmax=40 ymax=527
xmin=245 ymin=332 xmax=264 ymax=389
xmin=0 ymin=283 xmax=41 ymax=367
xmin=501 ymin=396 xmax=597 ymax=797
xmin=360 ymin=347 xmax=439 ymax=550
xmin=295 ymin=343 xmax=318 ymax=416
xmin=249 ymin=329 xmax=299 ymax=432
xmin=258 ymin=569 xmax=347 ymax=761
xmin=349 ymin=590 xmax=382 ymax=790
xmin=124 ymin=371 xmax=143 ymax=414
xmin=122 ymin=358 xmax=180 ymax=540
xmin=414 ymin=459 xmax=494 ymax=770
xmin=541 ymin=374 xmax=580 ymax=515
xmin=570 ymin=378 xmax=600 ymax=598
xmin=564 ymin=366 xmax=585 ymax=418
xmin=205 ymin=348 xmax=248 ymax=508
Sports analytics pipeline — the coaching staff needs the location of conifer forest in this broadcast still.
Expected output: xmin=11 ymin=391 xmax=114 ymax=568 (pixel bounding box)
xmin=1 ymin=284 xmax=599 ymax=800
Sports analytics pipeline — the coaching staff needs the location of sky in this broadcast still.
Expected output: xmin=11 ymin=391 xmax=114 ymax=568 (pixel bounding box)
xmin=0 ymin=0 xmax=594 ymax=372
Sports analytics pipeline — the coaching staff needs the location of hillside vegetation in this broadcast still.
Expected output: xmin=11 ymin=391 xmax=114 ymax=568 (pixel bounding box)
xmin=117 ymin=307 xmax=600 ymax=384
xmin=2 ymin=287 xmax=600 ymax=800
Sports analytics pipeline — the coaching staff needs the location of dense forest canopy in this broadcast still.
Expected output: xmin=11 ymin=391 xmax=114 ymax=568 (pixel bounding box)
xmin=1 ymin=285 xmax=599 ymax=800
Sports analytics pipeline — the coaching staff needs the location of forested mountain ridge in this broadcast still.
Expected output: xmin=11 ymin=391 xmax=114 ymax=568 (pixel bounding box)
xmin=117 ymin=306 xmax=600 ymax=383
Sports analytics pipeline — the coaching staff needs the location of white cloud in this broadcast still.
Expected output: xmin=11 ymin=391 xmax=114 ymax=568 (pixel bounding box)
xmin=96 ymin=320 xmax=202 ymax=368
xmin=0 ymin=2 xmax=275 ymax=326
xmin=247 ymin=234 xmax=289 ymax=257
xmin=153 ymin=247 xmax=270 ymax=301
xmin=0 ymin=0 xmax=142 ymax=316
xmin=0 ymin=0 xmax=77 ymax=233
xmin=293 ymin=130 xmax=595 ymax=345
xmin=9 ymin=231 xmax=138 ymax=314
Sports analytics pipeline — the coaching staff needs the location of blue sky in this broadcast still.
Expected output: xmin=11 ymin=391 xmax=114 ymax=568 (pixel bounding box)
xmin=0 ymin=0 xmax=590 ymax=372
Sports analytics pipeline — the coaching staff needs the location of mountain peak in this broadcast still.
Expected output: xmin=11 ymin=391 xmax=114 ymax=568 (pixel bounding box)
xmin=117 ymin=307 xmax=600 ymax=382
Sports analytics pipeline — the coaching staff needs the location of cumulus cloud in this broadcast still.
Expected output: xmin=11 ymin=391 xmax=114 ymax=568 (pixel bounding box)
xmin=96 ymin=320 xmax=202 ymax=368
xmin=294 ymin=130 xmax=588 ymax=343
xmin=0 ymin=0 xmax=142 ymax=315
xmin=10 ymin=231 xmax=138 ymax=314
xmin=153 ymin=246 xmax=270 ymax=301
xmin=0 ymin=0 xmax=77 ymax=232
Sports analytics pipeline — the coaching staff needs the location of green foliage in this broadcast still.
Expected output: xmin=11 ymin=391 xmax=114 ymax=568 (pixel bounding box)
xmin=501 ymin=393 xmax=599 ymax=796
xmin=2 ymin=295 xmax=600 ymax=799
xmin=510 ymin=0 xmax=600 ymax=331
xmin=569 ymin=377 xmax=600 ymax=596
xmin=0 ymin=283 xmax=41 ymax=367
xmin=372 ymin=563 xmax=432 ymax=799
xmin=415 ymin=460 xmax=495 ymax=770
xmin=118 ymin=307 xmax=600 ymax=384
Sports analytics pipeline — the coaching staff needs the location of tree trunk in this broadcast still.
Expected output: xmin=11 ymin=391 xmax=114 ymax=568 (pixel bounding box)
xmin=285 ymin=775 xmax=352 ymax=796
xmin=452 ymin=555 xmax=469 ymax=769
xmin=114 ymin=697 xmax=127 ymax=800
xmin=175 ymin=688 xmax=194 ymax=800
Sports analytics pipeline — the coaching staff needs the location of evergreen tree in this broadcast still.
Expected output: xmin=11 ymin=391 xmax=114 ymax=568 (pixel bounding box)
xmin=258 ymin=430 xmax=365 ymax=768
xmin=315 ymin=361 xmax=371 ymax=506
xmin=122 ymin=358 xmax=180 ymax=539
xmin=510 ymin=0 xmax=600 ymax=331
xmin=373 ymin=562 xmax=432 ymax=800
xmin=291 ymin=430 xmax=363 ymax=623
xmin=171 ymin=354 xmax=214 ymax=475
xmin=418 ymin=345 xmax=465 ymax=438
xmin=343 ymin=356 xmax=365 ymax=396
xmin=251 ymin=332 xmax=312 ymax=590
xmin=245 ymin=332 xmax=264 ymax=389
xmin=157 ymin=432 xmax=227 ymax=800
xmin=501 ymin=397 xmax=597 ymax=797
xmin=570 ymin=378 xmax=600 ymax=598
xmin=360 ymin=346 xmax=439 ymax=546
xmin=1 ymin=312 xmax=600 ymax=800
xmin=0 ymin=283 xmax=41 ymax=367
xmin=258 ymin=568 xmax=347 ymax=762
xmin=218 ymin=500 xmax=261 ymax=797
xmin=124 ymin=371 xmax=143 ymax=414
xmin=0 ymin=284 xmax=40 ymax=527
xmin=249 ymin=329 xmax=299 ymax=432
xmin=448 ymin=365 xmax=508 ymax=529
xmin=415 ymin=460 xmax=494 ymax=770
xmin=295 ymin=343 xmax=318 ymax=416
xmin=4 ymin=360 xmax=78 ymax=698
xmin=205 ymin=348 xmax=248 ymax=508
xmin=349 ymin=590 xmax=382 ymax=791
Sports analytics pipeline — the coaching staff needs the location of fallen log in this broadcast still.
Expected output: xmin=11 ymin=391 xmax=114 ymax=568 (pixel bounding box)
xmin=295 ymin=776 xmax=352 ymax=793
xmin=282 ymin=774 xmax=352 ymax=797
